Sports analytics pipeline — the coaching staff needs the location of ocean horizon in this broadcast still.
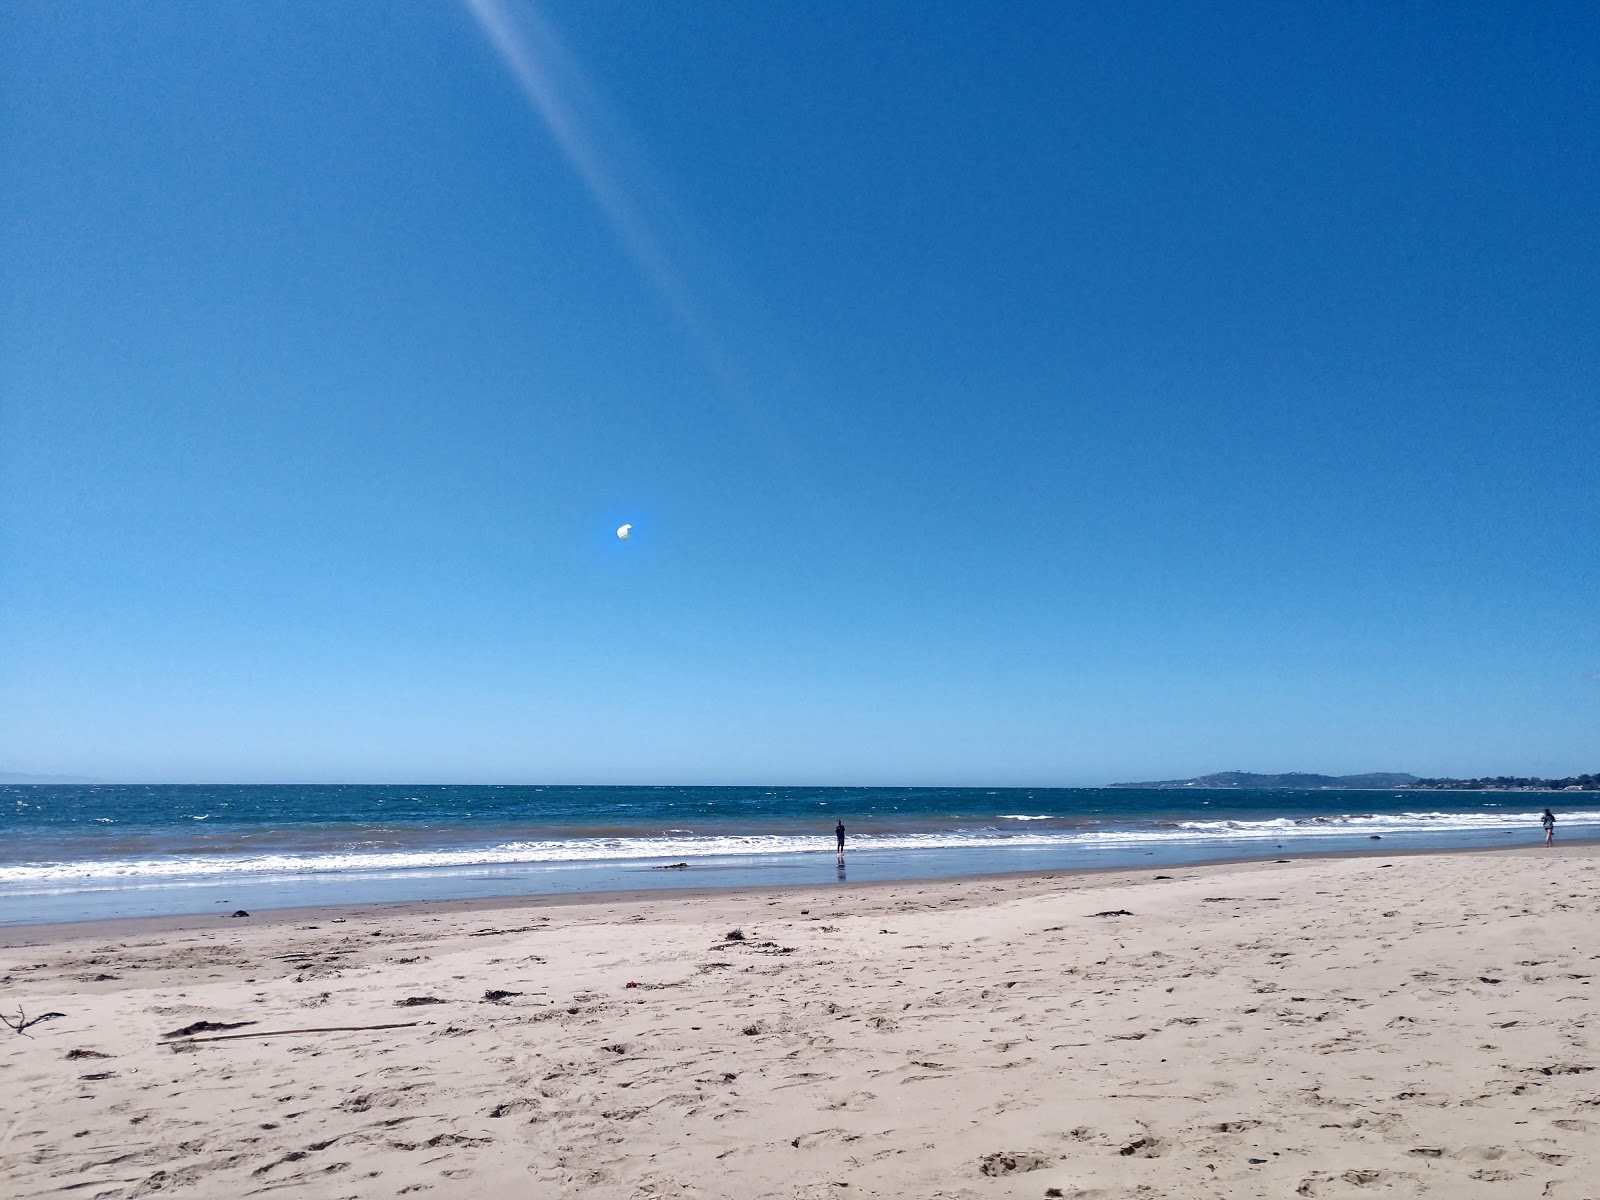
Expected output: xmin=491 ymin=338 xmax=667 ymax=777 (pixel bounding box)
xmin=4 ymin=783 xmax=1592 ymax=925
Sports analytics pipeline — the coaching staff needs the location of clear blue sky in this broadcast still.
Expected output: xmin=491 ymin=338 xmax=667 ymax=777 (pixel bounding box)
xmin=2 ymin=1 xmax=1595 ymax=784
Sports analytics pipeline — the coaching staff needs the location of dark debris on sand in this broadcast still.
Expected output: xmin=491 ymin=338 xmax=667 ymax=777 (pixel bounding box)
xmin=161 ymin=1020 xmax=256 ymax=1039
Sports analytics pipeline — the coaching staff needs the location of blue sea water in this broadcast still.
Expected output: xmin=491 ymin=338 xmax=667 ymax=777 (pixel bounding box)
xmin=2 ymin=784 xmax=1594 ymax=924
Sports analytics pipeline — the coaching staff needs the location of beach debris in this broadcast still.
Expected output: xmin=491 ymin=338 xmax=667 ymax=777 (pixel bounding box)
xmin=483 ymin=989 xmax=523 ymax=1002
xmin=330 ymin=917 xmax=346 ymax=923
xmin=1154 ymin=875 xmax=1172 ymax=880
xmin=1369 ymin=835 xmax=1382 ymax=840
xmin=488 ymin=1099 xmax=539 ymax=1118
xmin=1091 ymin=910 xmax=1134 ymax=917
xmin=468 ymin=925 xmax=544 ymax=937
xmin=395 ymin=996 xmax=448 ymax=1007
xmin=654 ymin=862 xmax=689 ymax=870
xmin=2 ymin=1008 xmax=66 ymax=1036
xmin=741 ymin=1022 xmax=765 ymax=1036
xmin=171 ymin=1020 xmax=423 ymax=1045
xmin=1249 ymin=1157 xmax=1268 ymax=1164
xmin=161 ymin=1019 xmax=256 ymax=1038
xmin=624 ymin=981 xmax=638 ymax=988
xmin=725 ymin=929 xmax=746 ymax=941
xmin=978 ymin=1151 xmax=1052 ymax=1176
xmin=229 ymin=910 xmax=250 ymax=918
xmin=65 ymin=1048 xmax=112 ymax=1059
xmin=1045 ymin=1190 xmax=1064 ymax=1198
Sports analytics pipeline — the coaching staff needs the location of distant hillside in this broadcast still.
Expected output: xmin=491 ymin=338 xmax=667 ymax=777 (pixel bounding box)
xmin=1109 ymin=771 xmax=1420 ymax=790
xmin=1408 ymin=773 xmax=1598 ymax=791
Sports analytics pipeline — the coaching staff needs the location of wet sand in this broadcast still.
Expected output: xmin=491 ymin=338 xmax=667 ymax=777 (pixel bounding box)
xmin=1 ymin=846 xmax=1596 ymax=1198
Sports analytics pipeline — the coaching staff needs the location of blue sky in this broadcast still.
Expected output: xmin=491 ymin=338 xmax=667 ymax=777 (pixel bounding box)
xmin=2 ymin=1 xmax=1595 ymax=784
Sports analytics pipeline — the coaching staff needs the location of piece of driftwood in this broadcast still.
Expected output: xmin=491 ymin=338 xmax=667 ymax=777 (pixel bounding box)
xmin=467 ymin=925 xmax=544 ymax=937
xmin=171 ymin=1020 xmax=423 ymax=1045
xmin=161 ymin=1019 xmax=257 ymax=1039
xmin=2 ymin=1007 xmax=66 ymax=1036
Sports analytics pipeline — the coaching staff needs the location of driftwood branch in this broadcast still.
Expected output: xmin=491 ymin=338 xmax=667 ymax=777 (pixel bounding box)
xmin=2 ymin=1007 xmax=66 ymax=1036
xmin=172 ymin=1020 xmax=422 ymax=1045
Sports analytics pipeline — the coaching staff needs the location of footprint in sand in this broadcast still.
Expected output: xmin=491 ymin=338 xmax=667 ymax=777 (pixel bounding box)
xmin=1118 ymin=1136 xmax=1165 ymax=1158
xmin=1296 ymin=1168 xmax=1415 ymax=1195
xmin=977 ymin=1150 xmax=1053 ymax=1175
xmin=821 ymin=1090 xmax=876 ymax=1111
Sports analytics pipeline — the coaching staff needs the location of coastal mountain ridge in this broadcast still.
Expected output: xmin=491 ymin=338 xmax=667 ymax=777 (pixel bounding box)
xmin=1109 ymin=771 xmax=1420 ymax=790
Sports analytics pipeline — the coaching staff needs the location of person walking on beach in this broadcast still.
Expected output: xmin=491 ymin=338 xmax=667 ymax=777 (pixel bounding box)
xmin=1542 ymin=808 xmax=1555 ymax=846
xmin=835 ymin=820 xmax=846 ymax=856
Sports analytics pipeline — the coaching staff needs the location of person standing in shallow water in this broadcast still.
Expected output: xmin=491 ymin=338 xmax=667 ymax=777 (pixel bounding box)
xmin=1542 ymin=808 xmax=1555 ymax=846
xmin=835 ymin=821 xmax=846 ymax=856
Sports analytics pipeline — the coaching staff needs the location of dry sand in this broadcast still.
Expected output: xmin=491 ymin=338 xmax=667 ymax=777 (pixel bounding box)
xmin=1 ymin=847 xmax=1596 ymax=1199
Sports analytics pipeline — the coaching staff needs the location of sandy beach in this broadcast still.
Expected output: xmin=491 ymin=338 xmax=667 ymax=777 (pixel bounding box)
xmin=1 ymin=846 xmax=1596 ymax=1199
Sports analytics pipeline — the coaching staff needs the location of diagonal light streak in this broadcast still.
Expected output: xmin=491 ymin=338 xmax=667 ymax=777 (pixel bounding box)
xmin=460 ymin=1 xmax=843 ymax=527
xmin=462 ymin=0 xmax=735 ymax=383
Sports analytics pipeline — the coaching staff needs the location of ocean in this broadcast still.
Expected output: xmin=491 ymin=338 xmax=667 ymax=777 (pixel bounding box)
xmin=3 ymin=784 xmax=1594 ymax=925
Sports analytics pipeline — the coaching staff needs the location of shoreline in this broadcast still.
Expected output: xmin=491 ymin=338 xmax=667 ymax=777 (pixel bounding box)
xmin=10 ymin=783 xmax=1594 ymax=928
xmin=3 ymin=836 xmax=1590 ymax=944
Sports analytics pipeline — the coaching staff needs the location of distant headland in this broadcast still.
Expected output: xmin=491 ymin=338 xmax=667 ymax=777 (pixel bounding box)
xmin=1109 ymin=770 xmax=1599 ymax=791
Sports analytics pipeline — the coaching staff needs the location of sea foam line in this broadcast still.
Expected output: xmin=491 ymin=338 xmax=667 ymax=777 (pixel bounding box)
xmin=3 ymin=808 xmax=1594 ymax=887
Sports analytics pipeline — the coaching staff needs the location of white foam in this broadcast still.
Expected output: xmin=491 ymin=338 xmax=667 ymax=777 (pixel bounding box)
xmin=5 ymin=809 xmax=1595 ymax=890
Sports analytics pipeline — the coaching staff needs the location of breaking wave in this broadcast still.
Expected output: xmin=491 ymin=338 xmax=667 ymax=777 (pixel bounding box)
xmin=3 ymin=808 xmax=1595 ymax=890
